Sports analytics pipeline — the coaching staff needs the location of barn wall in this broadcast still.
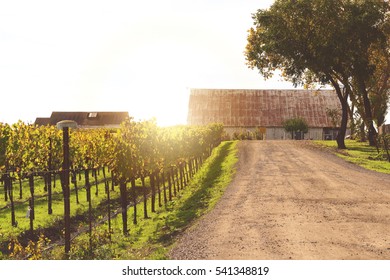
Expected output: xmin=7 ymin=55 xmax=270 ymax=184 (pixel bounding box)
xmin=265 ymin=128 xmax=287 ymax=140
xmin=224 ymin=127 xmax=326 ymax=140
xmin=307 ymin=128 xmax=324 ymax=140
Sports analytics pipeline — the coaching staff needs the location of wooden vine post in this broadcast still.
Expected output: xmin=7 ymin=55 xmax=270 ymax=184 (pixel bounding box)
xmin=167 ymin=169 xmax=173 ymax=201
xmin=103 ymin=168 xmax=112 ymax=239
xmin=71 ymin=171 xmax=79 ymax=204
xmin=141 ymin=175 xmax=148 ymax=219
xmin=28 ymin=174 xmax=35 ymax=232
xmin=47 ymin=169 xmax=53 ymax=214
xmin=57 ymin=120 xmax=77 ymax=257
xmin=18 ymin=178 xmax=22 ymax=199
xmin=6 ymin=173 xmax=16 ymax=227
xmin=162 ymin=172 xmax=167 ymax=205
xmin=84 ymin=169 xmax=93 ymax=252
xmin=150 ymin=173 xmax=156 ymax=213
xmin=131 ymin=178 xmax=137 ymax=225
xmin=119 ymin=181 xmax=128 ymax=235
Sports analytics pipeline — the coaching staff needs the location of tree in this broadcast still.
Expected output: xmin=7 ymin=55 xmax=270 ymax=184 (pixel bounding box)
xmin=366 ymin=43 xmax=390 ymax=128
xmin=326 ymin=108 xmax=342 ymax=129
xmin=245 ymin=0 xmax=390 ymax=148
xmin=343 ymin=0 xmax=390 ymax=146
xmin=283 ymin=117 xmax=308 ymax=140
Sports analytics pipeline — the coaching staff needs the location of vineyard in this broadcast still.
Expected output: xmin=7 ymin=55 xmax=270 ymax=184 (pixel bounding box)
xmin=0 ymin=119 xmax=225 ymax=259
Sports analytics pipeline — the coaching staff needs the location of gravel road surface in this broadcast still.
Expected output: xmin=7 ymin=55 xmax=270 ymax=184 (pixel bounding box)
xmin=169 ymin=140 xmax=390 ymax=259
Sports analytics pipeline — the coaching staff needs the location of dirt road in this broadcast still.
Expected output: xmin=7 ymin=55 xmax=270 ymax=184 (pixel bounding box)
xmin=169 ymin=141 xmax=390 ymax=260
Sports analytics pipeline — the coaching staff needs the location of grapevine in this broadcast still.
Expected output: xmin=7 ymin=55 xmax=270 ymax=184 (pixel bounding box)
xmin=0 ymin=118 xmax=224 ymax=258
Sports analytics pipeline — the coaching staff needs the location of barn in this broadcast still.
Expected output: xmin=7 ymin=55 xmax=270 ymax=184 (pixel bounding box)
xmin=187 ymin=89 xmax=341 ymax=140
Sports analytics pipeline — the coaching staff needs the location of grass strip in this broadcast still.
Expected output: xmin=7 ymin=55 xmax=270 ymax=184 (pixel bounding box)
xmin=0 ymin=174 xmax=120 ymax=243
xmin=313 ymin=140 xmax=390 ymax=174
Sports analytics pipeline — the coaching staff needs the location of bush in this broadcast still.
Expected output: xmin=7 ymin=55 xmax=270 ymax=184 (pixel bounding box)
xmin=283 ymin=117 xmax=308 ymax=140
xmin=377 ymin=134 xmax=390 ymax=162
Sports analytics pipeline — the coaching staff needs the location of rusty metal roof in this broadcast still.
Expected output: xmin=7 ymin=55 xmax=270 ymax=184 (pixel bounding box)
xmin=34 ymin=112 xmax=129 ymax=127
xmin=187 ymin=89 xmax=340 ymax=128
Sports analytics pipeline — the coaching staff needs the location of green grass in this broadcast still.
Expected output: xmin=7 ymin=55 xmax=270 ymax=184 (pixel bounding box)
xmin=48 ymin=140 xmax=239 ymax=260
xmin=0 ymin=170 xmax=122 ymax=250
xmin=313 ymin=140 xmax=390 ymax=174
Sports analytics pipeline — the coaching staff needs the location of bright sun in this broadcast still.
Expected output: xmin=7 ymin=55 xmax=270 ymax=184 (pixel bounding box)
xmin=80 ymin=37 xmax=195 ymax=127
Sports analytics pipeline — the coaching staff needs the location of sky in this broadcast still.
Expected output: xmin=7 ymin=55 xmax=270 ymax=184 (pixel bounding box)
xmin=0 ymin=0 xmax=299 ymax=126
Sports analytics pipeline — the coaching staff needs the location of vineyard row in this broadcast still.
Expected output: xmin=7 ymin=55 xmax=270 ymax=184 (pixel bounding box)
xmin=0 ymin=118 xmax=224 ymax=258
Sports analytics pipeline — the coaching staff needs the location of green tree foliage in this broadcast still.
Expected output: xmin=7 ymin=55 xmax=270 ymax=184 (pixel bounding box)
xmin=283 ymin=117 xmax=308 ymax=140
xmin=245 ymin=0 xmax=390 ymax=148
xmin=0 ymin=123 xmax=11 ymax=170
xmin=326 ymin=108 xmax=342 ymax=129
xmin=365 ymin=46 xmax=390 ymax=128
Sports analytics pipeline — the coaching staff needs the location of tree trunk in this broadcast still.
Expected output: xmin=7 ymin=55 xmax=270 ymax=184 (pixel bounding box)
xmin=329 ymin=76 xmax=348 ymax=149
xmin=362 ymin=88 xmax=377 ymax=146
xmin=348 ymin=102 xmax=356 ymax=140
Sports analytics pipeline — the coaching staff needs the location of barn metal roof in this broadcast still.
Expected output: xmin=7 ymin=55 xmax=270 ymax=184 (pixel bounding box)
xmin=187 ymin=89 xmax=341 ymax=128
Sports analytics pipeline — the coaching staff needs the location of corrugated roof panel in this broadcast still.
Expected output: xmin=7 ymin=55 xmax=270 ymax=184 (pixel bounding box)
xmin=187 ymin=89 xmax=340 ymax=128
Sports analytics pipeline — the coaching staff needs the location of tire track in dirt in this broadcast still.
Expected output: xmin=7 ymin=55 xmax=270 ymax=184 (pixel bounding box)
xmin=169 ymin=141 xmax=390 ymax=259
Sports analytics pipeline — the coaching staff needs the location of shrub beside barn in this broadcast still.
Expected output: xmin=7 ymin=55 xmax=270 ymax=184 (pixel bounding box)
xmin=187 ymin=89 xmax=341 ymax=140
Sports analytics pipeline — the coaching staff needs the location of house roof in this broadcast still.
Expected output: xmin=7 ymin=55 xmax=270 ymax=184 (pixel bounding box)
xmin=34 ymin=117 xmax=51 ymax=126
xmin=187 ymin=89 xmax=341 ymax=128
xmin=34 ymin=112 xmax=129 ymax=127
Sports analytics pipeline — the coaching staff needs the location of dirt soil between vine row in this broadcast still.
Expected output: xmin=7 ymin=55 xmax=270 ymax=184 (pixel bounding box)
xmin=169 ymin=140 xmax=390 ymax=260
